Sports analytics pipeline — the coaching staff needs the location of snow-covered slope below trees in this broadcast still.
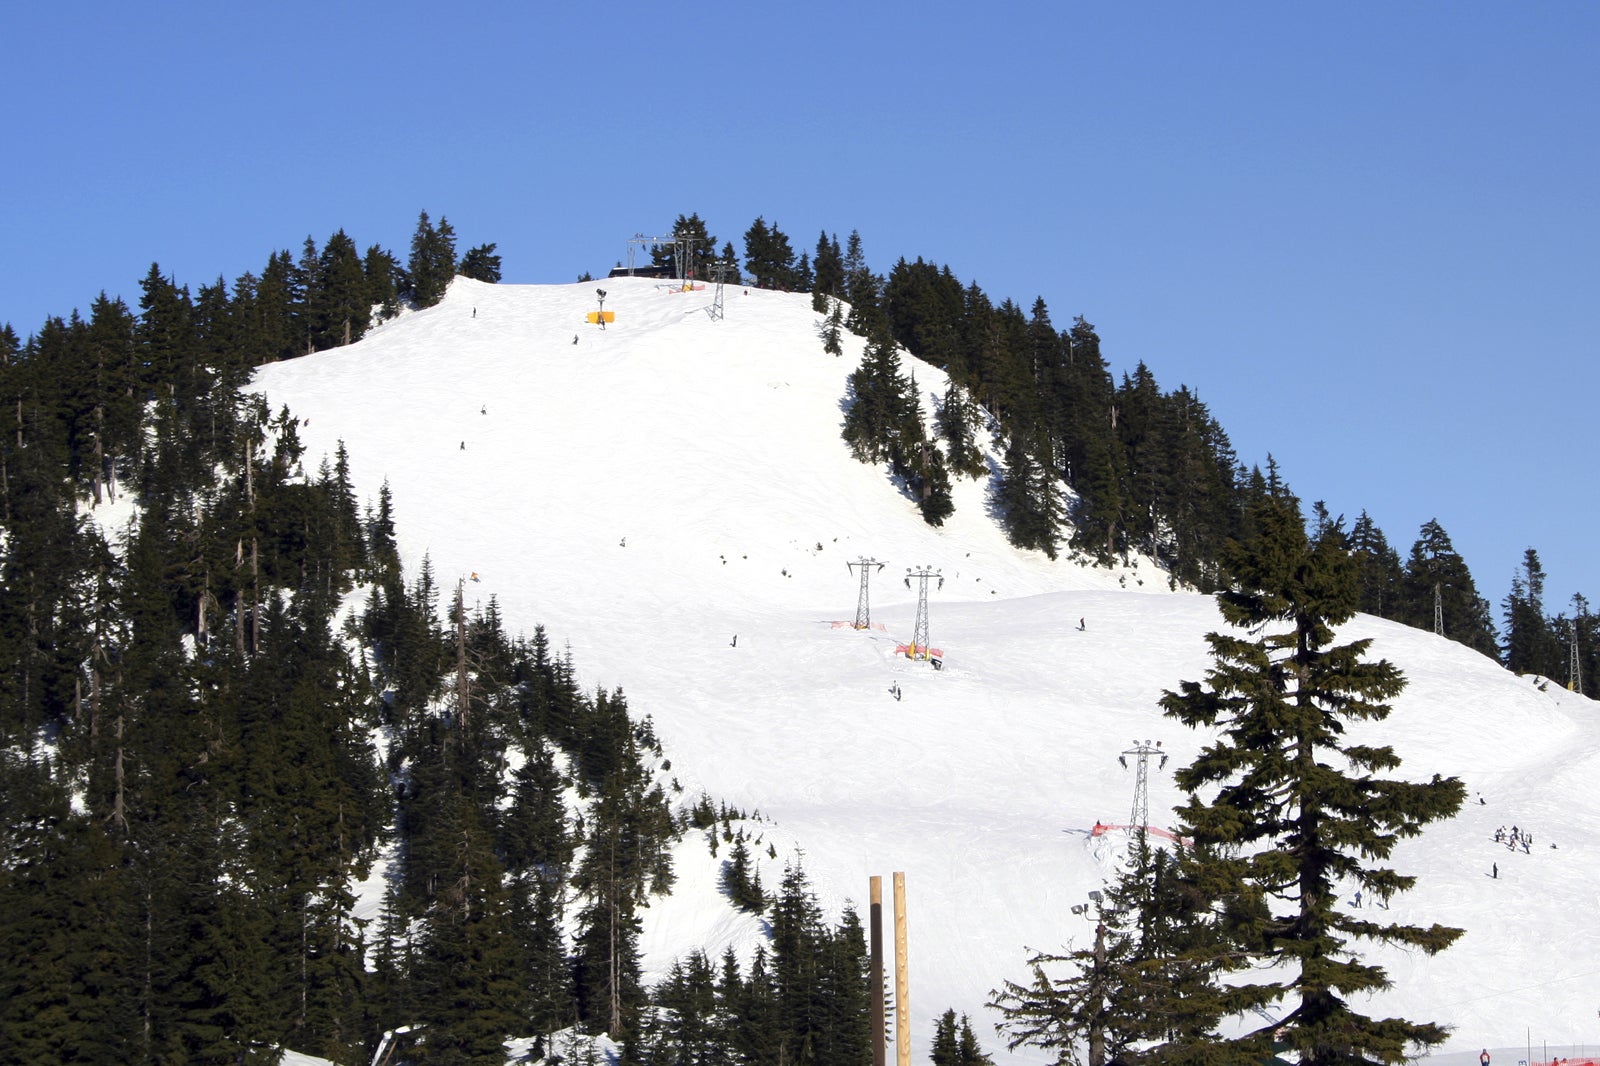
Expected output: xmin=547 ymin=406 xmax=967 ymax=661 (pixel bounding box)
xmin=252 ymin=277 xmax=1600 ymax=1063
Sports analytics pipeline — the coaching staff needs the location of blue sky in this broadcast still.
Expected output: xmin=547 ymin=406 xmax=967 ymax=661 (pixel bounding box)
xmin=3 ymin=2 xmax=1596 ymax=626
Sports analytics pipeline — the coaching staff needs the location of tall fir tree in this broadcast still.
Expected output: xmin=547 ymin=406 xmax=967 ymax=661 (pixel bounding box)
xmin=1156 ymin=495 xmax=1466 ymax=1066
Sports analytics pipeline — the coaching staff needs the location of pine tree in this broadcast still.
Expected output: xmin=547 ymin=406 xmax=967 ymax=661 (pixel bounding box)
xmin=1349 ymin=510 xmax=1404 ymax=618
xmin=1156 ymin=495 xmax=1466 ymax=1066
xmin=997 ymin=428 xmax=1061 ymax=558
xmin=1401 ymin=519 xmax=1497 ymax=656
xmin=408 ymin=210 xmax=458 ymax=308
xmin=1502 ymin=547 xmax=1561 ymax=677
xmin=812 ymin=231 xmax=844 ymax=312
xmin=311 ymin=229 xmax=371 ymax=349
xmin=742 ymin=217 xmax=798 ymax=291
xmin=458 ymin=243 xmax=503 ymax=283
xmin=652 ymin=213 xmax=718 ymax=280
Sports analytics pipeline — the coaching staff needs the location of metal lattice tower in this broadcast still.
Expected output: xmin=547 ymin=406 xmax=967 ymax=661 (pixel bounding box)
xmin=847 ymin=557 xmax=886 ymax=629
xmin=706 ymin=259 xmax=734 ymax=321
xmin=903 ymin=566 xmax=942 ymax=659
xmin=623 ymin=230 xmax=707 ymax=282
xmin=1119 ymin=740 xmax=1167 ymax=836
xmin=1434 ymin=583 xmax=1444 ymax=636
xmin=673 ymin=232 xmax=707 ymax=287
xmin=624 ymin=233 xmax=667 ymax=275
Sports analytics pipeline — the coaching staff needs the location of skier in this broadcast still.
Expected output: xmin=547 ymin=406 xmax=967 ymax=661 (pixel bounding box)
xmin=1492 ymin=863 xmax=1498 ymax=880
xmin=1077 ymin=617 xmax=1086 ymax=631
xmin=1481 ymin=1049 xmax=1491 ymax=1066
xmin=1353 ymin=890 xmax=1361 ymax=908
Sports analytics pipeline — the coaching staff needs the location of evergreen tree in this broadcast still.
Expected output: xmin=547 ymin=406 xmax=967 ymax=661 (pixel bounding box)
xmin=311 ymin=229 xmax=371 ymax=349
xmin=742 ymin=217 xmax=798 ymax=291
xmin=458 ymin=243 xmax=503 ymax=283
xmin=841 ymin=230 xmax=885 ymax=339
xmin=652 ymin=213 xmax=718 ymax=280
xmin=812 ymin=231 xmax=844 ymax=312
xmin=1156 ymin=495 xmax=1466 ymax=1066
xmin=931 ymin=1008 xmax=993 ymax=1066
xmin=997 ymin=428 xmax=1061 ymax=558
xmin=1348 ymin=510 xmax=1404 ymax=618
xmin=1502 ymin=547 xmax=1561 ymax=677
xmin=936 ymin=383 xmax=987 ymax=480
xmin=821 ymin=298 xmax=845 ymax=357
xmin=408 ymin=210 xmax=458 ymax=308
xmin=1401 ymin=519 xmax=1497 ymax=656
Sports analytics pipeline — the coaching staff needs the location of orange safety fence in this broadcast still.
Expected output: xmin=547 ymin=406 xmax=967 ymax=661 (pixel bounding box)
xmin=1090 ymin=822 xmax=1185 ymax=844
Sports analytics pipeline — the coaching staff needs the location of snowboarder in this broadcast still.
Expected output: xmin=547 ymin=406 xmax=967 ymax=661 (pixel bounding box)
xmin=1353 ymin=890 xmax=1361 ymax=908
xmin=731 ymin=635 xmax=737 ymax=648
xmin=890 ymin=682 xmax=902 ymax=702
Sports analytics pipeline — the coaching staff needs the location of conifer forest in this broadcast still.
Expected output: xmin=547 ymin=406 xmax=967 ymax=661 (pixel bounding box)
xmin=0 ymin=209 xmax=1592 ymax=1065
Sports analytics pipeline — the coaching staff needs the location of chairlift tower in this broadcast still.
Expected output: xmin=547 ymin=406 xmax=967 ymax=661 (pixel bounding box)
xmin=624 ymin=234 xmax=663 ymax=275
xmin=706 ymin=259 xmax=735 ymax=321
xmin=903 ymin=566 xmax=942 ymax=660
xmin=623 ymin=230 xmax=707 ymax=283
xmin=1119 ymin=740 xmax=1167 ymax=840
xmin=847 ymin=557 xmax=886 ymax=629
xmin=673 ymin=231 xmax=707 ymax=288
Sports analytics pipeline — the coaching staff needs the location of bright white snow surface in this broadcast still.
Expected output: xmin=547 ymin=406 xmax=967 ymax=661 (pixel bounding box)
xmin=253 ymin=277 xmax=1600 ymax=1063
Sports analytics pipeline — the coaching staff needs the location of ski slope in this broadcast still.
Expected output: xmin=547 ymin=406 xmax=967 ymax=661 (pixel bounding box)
xmin=252 ymin=277 xmax=1600 ymax=1063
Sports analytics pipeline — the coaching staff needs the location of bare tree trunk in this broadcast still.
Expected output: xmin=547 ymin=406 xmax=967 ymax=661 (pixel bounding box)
xmin=251 ymin=537 xmax=260 ymax=656
xmin=455 ymin=579 xmax=470 ymax=730
xmin=112 ymin=708 xmax=127 ymax=829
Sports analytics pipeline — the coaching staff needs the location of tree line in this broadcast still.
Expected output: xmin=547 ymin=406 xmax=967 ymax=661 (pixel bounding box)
xmin=0 ymin=205 xmax=1589 ymax=1064
xmin=0 ymin=212 xmax=888 ymax=1065
xmin=663 ymin=208 xmax=1591 ymax=684
xmin=992 ymin=489 xmax=1467 ymax=1066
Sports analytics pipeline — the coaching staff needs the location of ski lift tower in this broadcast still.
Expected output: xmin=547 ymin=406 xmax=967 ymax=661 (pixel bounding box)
xmin=672 ymin=231 xmax=707 ymax=289
xmin=1118 ymin=740 xmax=1168 ymax=844
xmin=903 ymin=566 xmax=943 ymax=661
xmin=847 ymin=557 xmax=886 ymax=629
xmin=706 ymin=259 xmax=735 ymax=320
xmin=624 ymin=234 xmax=663 ymax=276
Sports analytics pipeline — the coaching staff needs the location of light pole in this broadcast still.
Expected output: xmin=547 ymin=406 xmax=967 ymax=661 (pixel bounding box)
xmin=1071 ymin=890 xmax=1109 ymax=1066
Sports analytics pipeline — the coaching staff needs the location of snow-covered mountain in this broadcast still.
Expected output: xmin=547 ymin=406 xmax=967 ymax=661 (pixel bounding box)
xmin=252 ymin=276 xmax=1600 ymax=1063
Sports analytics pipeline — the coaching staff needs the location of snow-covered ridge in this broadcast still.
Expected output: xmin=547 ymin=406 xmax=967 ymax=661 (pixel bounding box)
xmin=252 ymin=277 xmax=1600 ymax=1063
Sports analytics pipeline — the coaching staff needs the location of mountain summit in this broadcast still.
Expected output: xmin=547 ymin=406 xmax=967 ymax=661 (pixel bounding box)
xmin=253 ymin=276 xmax=1599 ymax=1062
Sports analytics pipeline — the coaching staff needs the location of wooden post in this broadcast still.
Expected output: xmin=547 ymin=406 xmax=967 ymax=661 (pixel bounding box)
xmin=894 ymin=871 xmax=909 ymax=1066
xmin=870 ymin=876 xmax=885 ymax=1066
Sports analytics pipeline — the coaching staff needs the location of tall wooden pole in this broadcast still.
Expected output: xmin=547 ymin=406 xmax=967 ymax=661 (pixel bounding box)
xmin=870 ymin=876 xmax=886 ymax=1066
xmin=894 ymin=872 xmax=909 ymax=1066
